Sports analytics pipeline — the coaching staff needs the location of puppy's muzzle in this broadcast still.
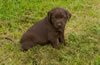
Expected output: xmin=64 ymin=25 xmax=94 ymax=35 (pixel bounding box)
xmin=57 ymin=23 xmax=62 ymax=27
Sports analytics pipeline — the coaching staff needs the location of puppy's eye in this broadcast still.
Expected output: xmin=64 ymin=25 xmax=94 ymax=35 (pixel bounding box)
xmin=52 ymin=16 xmax=56 ymax=18
xmin=63 ymin=15 xmax=66 ymax=18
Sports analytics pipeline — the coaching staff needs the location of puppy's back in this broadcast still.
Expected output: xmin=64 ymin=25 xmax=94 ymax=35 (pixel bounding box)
xmin=20 ymin=18 xmax=49 ymax=46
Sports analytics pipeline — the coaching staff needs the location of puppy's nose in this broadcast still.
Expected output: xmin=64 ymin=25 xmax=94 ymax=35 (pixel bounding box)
xmin=58 ymin=23 xmax=62 ymax=26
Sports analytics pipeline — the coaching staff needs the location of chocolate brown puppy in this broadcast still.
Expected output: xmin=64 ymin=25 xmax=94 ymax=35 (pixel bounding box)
xmin=20 ymin=7 xmax=71 ymax=51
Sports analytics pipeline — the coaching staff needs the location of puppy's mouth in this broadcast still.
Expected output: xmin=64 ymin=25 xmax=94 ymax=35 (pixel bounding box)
xmin=54 ymin=24 xmax=65 ymax=32
xmin=56 ymin=26 xmax=64 ymax=32
xmin=58 ymin=28 xmax=63 ymax=32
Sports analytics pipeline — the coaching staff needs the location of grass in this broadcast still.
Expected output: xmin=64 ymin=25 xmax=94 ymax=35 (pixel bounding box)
xmin=0 ymin=0 xmax=100 ymax=65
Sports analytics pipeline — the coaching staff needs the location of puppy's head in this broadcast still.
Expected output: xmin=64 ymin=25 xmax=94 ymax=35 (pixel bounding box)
xmin=48 ymin=7 xmax=71 ymax=32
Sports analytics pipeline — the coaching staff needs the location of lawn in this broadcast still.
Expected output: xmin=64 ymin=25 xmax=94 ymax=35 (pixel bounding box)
xmin=0 ymin=0 xmax=100 ymax=65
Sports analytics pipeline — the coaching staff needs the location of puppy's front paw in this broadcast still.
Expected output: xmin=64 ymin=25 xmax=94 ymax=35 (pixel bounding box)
xmin=53 ymin=45 xmax=60 ymax=50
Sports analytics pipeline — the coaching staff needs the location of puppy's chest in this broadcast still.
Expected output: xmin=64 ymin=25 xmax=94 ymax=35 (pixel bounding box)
xmin=48 ymin=31 xmax=61 ymax=38
xmin=55 ymin=32 xmax=62 ymax=37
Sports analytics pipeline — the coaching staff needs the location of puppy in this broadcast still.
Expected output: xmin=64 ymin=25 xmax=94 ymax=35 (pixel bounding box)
xmin=20 ymin=7 xmax=71 ymax=51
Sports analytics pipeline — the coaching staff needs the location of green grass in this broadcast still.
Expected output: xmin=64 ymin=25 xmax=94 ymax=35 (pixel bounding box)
xmin=0 ymin=0 xmax=100 ymax=65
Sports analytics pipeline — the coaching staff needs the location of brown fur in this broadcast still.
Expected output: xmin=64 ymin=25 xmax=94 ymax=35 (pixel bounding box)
xmin=20 ymin=7 xmax=71 ymax=51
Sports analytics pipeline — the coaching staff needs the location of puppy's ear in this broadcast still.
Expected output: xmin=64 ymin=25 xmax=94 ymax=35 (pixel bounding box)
xmin=48 ymin=11 xmax=53 ymax=22
xmin=68 ymin=12 xmax=72 ymax=20
xmin=65 ymin=10 xmax=72 ymax=20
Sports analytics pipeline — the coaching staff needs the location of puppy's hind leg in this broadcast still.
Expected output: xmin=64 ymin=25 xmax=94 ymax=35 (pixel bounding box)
xmin=22 ymin=41 xmax=36 ymax=51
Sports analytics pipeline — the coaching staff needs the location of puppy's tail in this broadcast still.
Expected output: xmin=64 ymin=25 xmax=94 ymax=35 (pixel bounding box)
xmin=5 ymin=37 xmax=16 ymax=43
